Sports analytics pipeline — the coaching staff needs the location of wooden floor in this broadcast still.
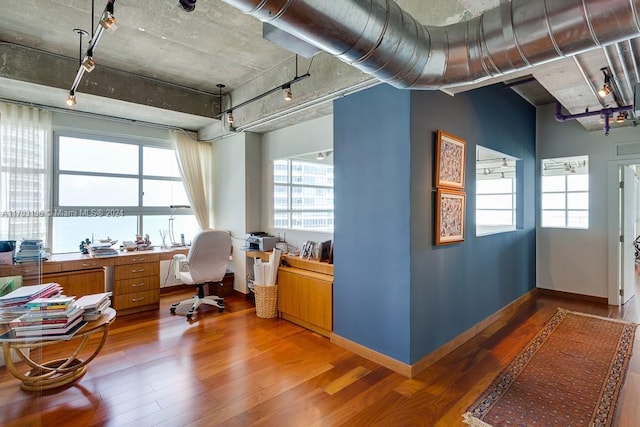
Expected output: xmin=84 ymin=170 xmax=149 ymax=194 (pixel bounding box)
xmin=0 ymin=287 xmax=638 ymax=427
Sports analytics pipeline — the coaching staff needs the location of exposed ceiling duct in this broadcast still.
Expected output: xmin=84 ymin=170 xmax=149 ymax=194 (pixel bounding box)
xmin=221 ymin=0 xmax=640 ymax=90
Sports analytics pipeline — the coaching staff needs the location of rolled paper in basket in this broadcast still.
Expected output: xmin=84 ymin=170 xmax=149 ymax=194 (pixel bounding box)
xmin=267 ymin=248 xmax=282 ymax=285
xmin=254 ymin=259 xmax=266 ymax=285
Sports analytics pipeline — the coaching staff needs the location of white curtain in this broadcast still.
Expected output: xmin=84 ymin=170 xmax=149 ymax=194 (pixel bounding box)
xmin=0 ymin=103 xmax=52 ymax=243
xmin=172 ymin=130 xmax=212 ymax=230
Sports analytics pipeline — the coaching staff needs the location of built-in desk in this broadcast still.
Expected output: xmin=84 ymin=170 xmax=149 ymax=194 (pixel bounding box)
xmin=0 ymin=247 xmax=189 ymax=315
xmin=246 ymin=251 xmax=334 ymax=337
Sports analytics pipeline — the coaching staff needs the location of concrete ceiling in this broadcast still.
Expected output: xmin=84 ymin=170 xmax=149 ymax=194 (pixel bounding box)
xmin=0 ymin=0 xmax=638 ymax=138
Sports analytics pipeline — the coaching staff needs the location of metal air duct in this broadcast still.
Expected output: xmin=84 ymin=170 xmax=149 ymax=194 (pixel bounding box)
xmin=221 ymin=0 xmax=640 ymax=89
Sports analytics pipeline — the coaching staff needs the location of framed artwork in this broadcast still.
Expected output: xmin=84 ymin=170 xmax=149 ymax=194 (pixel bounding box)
xmin=435 ymin=189 xmax=466 ymax=245
xmin=435 ymin=130 xmax=466 ymax=189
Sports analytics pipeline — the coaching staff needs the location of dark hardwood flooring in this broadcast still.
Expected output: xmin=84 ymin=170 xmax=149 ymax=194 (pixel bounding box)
xmin=0 ymin=287 xmax=638 ymax=427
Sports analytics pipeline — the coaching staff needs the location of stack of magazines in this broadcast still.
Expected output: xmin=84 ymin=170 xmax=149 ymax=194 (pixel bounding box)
xmin=89 ymin=243 xmax=119 ymax=258
xmin=0 ymin=282 xmax=63 ymax=323
xmin=9 ymin=296 xmax=85 ymax=338
xmin=14 ymin=240 xmax=49 ymax=263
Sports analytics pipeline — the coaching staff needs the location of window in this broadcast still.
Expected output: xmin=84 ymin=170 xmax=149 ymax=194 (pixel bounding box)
xmin=541 ymin=155 xmax=589 ymax=229
xmin=273 ymin=157 xmax=334 ymax=232
xmin=52 ymin=135 xmax=197 ymax=253
xmin=476 ymin=146 xmax=518 ymax=236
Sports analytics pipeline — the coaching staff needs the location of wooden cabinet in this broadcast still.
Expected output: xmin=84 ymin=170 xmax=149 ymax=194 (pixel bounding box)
xmin=0 ymin=261 xmax=105 ymax=297
xmin=44 ymin=269 xmax=104 ymax=297
xmin=112 ymin=254 xmax=160 ymax=314
xmin=277 ymin=256 xmax=333 ymax=337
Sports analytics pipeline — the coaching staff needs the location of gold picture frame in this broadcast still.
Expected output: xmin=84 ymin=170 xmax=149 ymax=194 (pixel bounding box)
xmin=435 ymin=188 xmax=466 ymax=245
xmin=435 ymin=130 xmax=466 ymax=189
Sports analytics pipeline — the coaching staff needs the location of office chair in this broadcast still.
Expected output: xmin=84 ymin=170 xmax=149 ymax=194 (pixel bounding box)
xmin=169 ymin=229 xmax=232 ymax=320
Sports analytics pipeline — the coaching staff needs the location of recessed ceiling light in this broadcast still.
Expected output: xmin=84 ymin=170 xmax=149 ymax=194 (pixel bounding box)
xmin=138 ymin=27 xmax=146 ymax=32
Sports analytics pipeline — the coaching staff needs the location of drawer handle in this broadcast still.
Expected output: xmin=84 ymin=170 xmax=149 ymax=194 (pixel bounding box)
xmin=131 ymin=282 xmax=145 ymax=287
xmin=131 ymin=297 xmax=145 ymax=302
xmin=132 ymin=258 xmax=144 ymax=262
xmin=23 ymin=269 xmax=38 ymax=274
xmin=82 ymin=263 xmax=96 ymax=267
xmin=131 ymin=268 xmax=145 ymax=273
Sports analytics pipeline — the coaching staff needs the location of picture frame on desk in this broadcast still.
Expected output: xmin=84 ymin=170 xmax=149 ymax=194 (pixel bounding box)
xmin=434 ymin=130 xmax=466 ymax=190
xmin=435 ymin=188 xmax=465 ymax=246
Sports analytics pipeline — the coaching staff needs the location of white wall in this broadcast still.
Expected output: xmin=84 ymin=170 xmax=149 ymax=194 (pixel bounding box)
xmin=212 ymin=132 xmax=261 ymax=293
xmin=537 ymin=104 xmax=640 ymax=299
xmin=260 ymin=115 xmax=334 ymax=250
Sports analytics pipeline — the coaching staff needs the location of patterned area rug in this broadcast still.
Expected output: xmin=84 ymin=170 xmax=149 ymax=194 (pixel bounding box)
xmin=463 ymin=308 xmax=638 ymax=427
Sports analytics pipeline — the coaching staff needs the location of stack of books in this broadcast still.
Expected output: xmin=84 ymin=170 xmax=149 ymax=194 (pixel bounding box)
xmin=75 ymin=292 xmax=112 ymax=321
xmin=14 ymin=240 xmax=49 ymax=263
xmin=0 ymin=282 xmax=63 ymax=323
xmin=89 ymin=243 xmax=119 ymax=258
xmin=9 ymin=296 xmax=85 ymax=338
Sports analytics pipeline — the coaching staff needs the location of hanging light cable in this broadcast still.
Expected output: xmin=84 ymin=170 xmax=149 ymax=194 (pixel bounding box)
xmin=66 ymin=0 xmax=118 ymax=106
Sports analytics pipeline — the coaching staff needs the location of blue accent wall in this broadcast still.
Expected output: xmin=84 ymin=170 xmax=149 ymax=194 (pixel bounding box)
xmin=334 ymin=83 xmax=536 ymax=365
xmin=333 ymin=85 xmax=413 ymax=362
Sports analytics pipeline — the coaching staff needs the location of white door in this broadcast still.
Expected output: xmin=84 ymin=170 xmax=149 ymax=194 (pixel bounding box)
xmin=620 ymin=165 xmax=637 ymax=305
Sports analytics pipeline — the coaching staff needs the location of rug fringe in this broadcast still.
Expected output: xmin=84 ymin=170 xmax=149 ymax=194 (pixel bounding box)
xmin=558 ymin=307 xmax=639 ymax=327
xmin=462 ymin=412 xmax=494 ymax=427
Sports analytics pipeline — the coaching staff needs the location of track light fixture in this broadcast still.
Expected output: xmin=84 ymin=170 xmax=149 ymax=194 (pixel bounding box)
xmin=316 ymin=152 xmax=325 ymax=161
xmin=227 ymin=111 xmax=234 ymax=124
xmin=283 ymin=84 xmax=293 ymax=101
xmin=598 ymin=67 xmax=612 ymax=98
xmin=178 ymin=0 xmax=196 ymax=12
xmin=65 ymin=1 xmax=117 ymax=106
xmin=616 ymin=112 xmax=626 ymax=123
xmin=100 ymin=0 xmax=117 ymax=31
xmin=82 ymin=49 xmax=95 ymax=72
xmin=66 ymin=92 xmax=77 ymax=106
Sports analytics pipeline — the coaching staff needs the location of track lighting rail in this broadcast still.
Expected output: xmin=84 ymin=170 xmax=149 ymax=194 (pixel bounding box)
xmin=214 ymin=73 xmax=310 ymax=121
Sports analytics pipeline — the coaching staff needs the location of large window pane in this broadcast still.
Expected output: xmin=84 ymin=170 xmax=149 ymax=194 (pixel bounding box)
xmin=567 ymin=211 xmax=589 ymax=228
xmin=59 ymin=137 xmax=138 ymax=174
xmin=58 ymin=174 xmax=138 ymax=206
xmin=567 ymin=192 xmax=588 ymax=210
xmin=143 ymin=179 xmax=190 ymax=207
xmin=476 ymin=194 xmax=513 ymax=210
xmin=143 ymin=146 xmax=181 ymax=177
xmin=542 ymin=193 xmax=566 ymax=210
xmin=542 ymin=175 xmax=566 ymax=192
xmin=541 ymin=211 xmax=566 ymax=228
xmin=567 ymin=174 xmax=589 ymax=192
xmin=54 ymin=134 xmax=192 ymax=254
xmin=52 ymin=216 xmax=137 ymax=253
xmin=142 ymin=215 xmax=198 ymax=246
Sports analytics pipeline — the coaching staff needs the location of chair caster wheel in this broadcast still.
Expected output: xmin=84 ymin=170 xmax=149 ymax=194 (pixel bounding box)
xmin=186 ymin=314 xmax=192 ymax=320
xmin=170 ymin=308 xmax=176 ymax=314
xmin=218 ymin=308 xmax=224 ymax=313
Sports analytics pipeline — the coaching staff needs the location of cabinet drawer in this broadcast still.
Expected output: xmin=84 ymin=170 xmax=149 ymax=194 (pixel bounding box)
xmin=64 ymin=259 xmax=106 ymax=271
xmin=115 ymin=276 xmax=159 ymax=294
xmin=114 ymin=289 xmax=159 ymax=310
xmin=114 ymin=262 xmax=159 ymax=280
xmin=115 ymin=254 xmax=159 ymax=266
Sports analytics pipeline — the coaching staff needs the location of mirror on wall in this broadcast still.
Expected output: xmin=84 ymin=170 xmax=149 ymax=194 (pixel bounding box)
xmin=273 ymin=150 xmax=334 ymax=232
xmin=475 ymin=145 xmax=519 ymax=236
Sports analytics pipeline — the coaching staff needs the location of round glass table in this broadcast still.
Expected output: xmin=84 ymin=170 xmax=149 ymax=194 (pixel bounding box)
xmin=0 ymin=307 xmax=116 ymax=391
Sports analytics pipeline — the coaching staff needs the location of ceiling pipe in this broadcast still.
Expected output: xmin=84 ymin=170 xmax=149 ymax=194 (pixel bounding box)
xmin=555 ymin=102 xmax=632 ymax=135
xmin=220 ymin=0 xmax=640 ymax=90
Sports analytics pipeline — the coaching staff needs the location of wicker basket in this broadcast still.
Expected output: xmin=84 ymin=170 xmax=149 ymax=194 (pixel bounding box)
xmin=254 ymin=284 xmax=278 ymax=319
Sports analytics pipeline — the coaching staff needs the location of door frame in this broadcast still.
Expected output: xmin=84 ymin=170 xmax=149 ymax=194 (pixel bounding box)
xmin=607 ymin=157 xmax=640 ymax=305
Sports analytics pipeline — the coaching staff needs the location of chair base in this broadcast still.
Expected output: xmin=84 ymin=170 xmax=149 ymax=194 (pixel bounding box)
xmin=169 ymin=282 xmax=224 ymax=320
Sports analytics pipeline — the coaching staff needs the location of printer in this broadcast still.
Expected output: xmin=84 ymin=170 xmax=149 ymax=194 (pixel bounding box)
xmin=246 ymin=233 xmax=278 ymax=251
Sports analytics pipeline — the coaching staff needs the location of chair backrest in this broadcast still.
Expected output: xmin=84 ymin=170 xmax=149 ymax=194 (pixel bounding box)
xmin=186 ymin=230 xmax=232 ymax=283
